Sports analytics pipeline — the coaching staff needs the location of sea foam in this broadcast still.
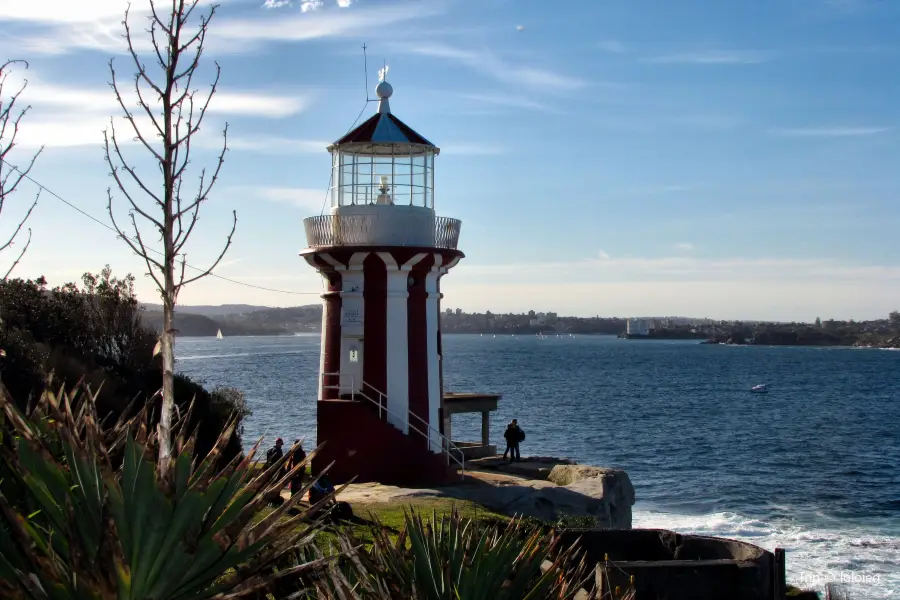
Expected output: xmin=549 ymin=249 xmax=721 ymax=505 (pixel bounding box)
xmin=634 ymin=506 xmax=899 ymax=599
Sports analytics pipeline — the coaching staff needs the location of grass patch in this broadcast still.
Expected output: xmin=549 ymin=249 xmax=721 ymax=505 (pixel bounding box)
xmin=316 ymin=498 xmax=508 ymax=550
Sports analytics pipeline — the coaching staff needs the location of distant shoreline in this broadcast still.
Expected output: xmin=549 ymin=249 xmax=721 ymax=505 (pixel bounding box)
xmin=179 ymin=331 xmax=899 ymax=349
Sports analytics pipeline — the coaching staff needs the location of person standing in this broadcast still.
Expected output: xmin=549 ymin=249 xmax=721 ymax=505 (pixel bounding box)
xmin=503 ymin=419 xmax=525 ymax=462
xmin=288 ymin=439 xmax=307 ymax=496
xmin=265 ymin=438 xmax=285 ymax=473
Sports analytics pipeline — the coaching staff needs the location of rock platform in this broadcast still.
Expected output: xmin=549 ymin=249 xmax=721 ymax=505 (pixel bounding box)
xmin=333 ymin=455 xmax=635 ymax=529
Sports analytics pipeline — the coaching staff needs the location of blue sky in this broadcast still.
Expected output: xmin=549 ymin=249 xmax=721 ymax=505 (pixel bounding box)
xmin=1 ymin=0 xmax=898 ymax=320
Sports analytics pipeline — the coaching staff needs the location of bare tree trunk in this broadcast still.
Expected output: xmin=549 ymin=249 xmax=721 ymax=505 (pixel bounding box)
xmin=159 ymin=295 xmax=176 ymax=467
xmin=105 ymin=0 xmax=236 ymax=479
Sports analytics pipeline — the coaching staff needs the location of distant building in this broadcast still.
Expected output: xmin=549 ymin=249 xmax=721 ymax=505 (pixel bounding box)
xmin=627 ymin=318 xmax=651 ymax=337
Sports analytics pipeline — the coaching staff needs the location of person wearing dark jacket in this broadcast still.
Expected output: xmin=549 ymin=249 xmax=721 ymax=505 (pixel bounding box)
xmin=502 ymin=419 xmax=525 ymax=462
xmin=265 ymin=438 xmax=285 ymax=473
xmin=288 ymin=439 xmax=307 ymax=496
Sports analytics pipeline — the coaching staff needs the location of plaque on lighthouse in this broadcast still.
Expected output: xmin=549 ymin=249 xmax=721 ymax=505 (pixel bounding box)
xmin=342 ymin=307 xmax=362 ymax=327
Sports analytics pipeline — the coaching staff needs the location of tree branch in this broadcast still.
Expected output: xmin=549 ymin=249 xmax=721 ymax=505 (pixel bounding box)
xmin=1 ymin=227 xmax=30 ymax=280
xmin=0 ymin=188 xmax=38 ymax=254
xmin=178 ymin=209 xmax=236 ymax=288
xmin=0 ymin=59 xmax=42 ymax=279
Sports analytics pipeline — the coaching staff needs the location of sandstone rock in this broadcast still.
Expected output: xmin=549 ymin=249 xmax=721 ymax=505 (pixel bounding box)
xmin=503 ymin=468 xmax=635 ymax=529
xmin=548 ymin=464 xmax=608 ymax=486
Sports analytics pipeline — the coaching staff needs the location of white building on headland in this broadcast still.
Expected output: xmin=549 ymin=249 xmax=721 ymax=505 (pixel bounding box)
xmin=627 ymin=318 xmax=652 ymax=337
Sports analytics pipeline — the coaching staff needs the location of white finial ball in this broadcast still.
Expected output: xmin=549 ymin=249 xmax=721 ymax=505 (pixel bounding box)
xmin=376 ymin=80 xmax=393 ymax=99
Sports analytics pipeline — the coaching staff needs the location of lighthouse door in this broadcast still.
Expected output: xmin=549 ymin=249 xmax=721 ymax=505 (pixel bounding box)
xmin=341 ymin=338 xmax=363 ymax=395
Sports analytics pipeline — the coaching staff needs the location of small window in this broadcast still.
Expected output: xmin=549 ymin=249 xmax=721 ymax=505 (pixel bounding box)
xmin=349 ymin=349 xmax=359 ymax=363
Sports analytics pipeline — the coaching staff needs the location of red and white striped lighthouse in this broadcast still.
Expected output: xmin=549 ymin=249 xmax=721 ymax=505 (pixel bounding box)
xmin=300 ymin=72 xmax=464 ymax=485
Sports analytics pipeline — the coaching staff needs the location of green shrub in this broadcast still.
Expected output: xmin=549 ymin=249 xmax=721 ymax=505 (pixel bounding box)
xmin=0 ymin=269 xmax=246 ymax=464
xmin=0 ymin=381 xmax=336 ymax=600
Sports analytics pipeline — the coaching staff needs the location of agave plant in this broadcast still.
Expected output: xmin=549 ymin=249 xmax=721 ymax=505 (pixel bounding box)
xmin=312 ymin=507 xmax=609 ymax=600
xmin=0 ymin=381 xmax=342 ymax=600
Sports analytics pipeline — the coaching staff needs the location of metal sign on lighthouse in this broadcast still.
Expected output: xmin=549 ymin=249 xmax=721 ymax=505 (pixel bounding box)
xmin=300 ymin=69 xmax=465 ymax=485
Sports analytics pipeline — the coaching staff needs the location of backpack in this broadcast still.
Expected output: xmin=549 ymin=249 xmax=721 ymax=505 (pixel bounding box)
xmin=265 ymin=446 xmax=278 ymax=467
xmin=518 ymin=428 xmax=526 ymax=442
xmin=333 ymin=501 xmax=353 ymax=520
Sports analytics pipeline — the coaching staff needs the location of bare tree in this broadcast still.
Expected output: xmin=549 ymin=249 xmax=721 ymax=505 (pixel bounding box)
xmin=0 ymin=60 xmax=42 ymax=280
xmin=105 ymin=0 xmax=237 ymax=477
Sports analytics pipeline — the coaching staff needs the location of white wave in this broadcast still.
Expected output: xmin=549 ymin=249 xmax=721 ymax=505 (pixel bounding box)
xmin=634 ymin=507 xmax=899 ymax=599
xmin=177 ymin=352 xmax=256 ymax=361
xmin=177 ymin=349 xmax=311 ymax=361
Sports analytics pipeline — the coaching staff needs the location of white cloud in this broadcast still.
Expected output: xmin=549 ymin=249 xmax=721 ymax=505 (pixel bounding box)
xmin=336 ymin=0 xmax=353 ymax=7
xmin=443 ymin=279 xmax=899 ymax=322
xmin=441 ymin=253 xmax=900 ymax=319
xmin=22 ymin=78 xmax=308 ymax=118
xmin=643 ymin=50 xmax=772 ymax=64
xmin=5 ymin=0 xmax=441 ymax=54
xmin=770 ymin=126 xmax=891 ymax=137
xmin=440 ymin=143 xmax=507 ymax=156
xmin=6 ymin=71 xmax=310 ymax=149
xmin=598 ymin=40 xmax=626 ymax=54
xmin=256 ymin=186 xmax=328 ymax=211
xmin=224 ymin=136 xmax=328 ymax=154
xmin=213 ymin=1 xmax=444 ymax=49
xmin=455 ymin=92 xmax=551 ymax=113
xmin=395 ymin=42 xmax=586 ymax=92
xmin=459 ymin=253 xmax=900 ymax=285
xmin=516 ymin=24 xmax=525 ymax=32
xmin=0 ymin=0 xmax=151 ymax=23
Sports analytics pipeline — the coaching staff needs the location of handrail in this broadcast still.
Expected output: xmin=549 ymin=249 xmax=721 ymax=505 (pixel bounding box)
xmin=320 ymin=372 xmax=465 ymax=476
xmin=358 ymin=380 xmax=467 ymax=470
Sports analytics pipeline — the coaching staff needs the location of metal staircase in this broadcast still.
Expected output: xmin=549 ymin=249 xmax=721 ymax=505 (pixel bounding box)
xmin=321 ymin=372 xmax=465 ymax=475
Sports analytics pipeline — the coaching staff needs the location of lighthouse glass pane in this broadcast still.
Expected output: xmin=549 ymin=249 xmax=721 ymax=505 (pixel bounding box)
xmin=331 ymin=147 xmax=434 ymax=208
xmin=341 ymin=159 xmax=355 ymax=205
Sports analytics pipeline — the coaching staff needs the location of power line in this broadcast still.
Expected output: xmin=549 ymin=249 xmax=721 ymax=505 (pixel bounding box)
xmin=0 ymin=156 xmax=323 ymax=297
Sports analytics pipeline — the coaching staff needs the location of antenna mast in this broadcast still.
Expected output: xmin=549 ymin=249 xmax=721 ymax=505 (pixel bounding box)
xmin=363 ymin=43 xmax=374 ymax=103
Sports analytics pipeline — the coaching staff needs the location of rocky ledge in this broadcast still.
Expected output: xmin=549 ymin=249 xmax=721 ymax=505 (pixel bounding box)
xmin=467 ymin=457 xmax=635 ymax=529
xmin=335 ymin=456 xmax=636 ymax=529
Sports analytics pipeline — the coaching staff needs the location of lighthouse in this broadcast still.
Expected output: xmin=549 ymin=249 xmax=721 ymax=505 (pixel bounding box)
xmin=300 ymin=71 xmax=465 ymax=485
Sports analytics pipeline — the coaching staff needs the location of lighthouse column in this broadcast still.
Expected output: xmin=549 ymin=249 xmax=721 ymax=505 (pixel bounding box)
xmin=380 ymin=252 xmax=410 ymax=432
xmin=425 ymin=258 xmax=443 ymax=452
xmin=337 ymin=253 xmax=367 ymax=395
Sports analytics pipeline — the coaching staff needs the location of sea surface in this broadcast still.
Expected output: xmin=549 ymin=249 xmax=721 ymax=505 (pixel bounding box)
xmin=176 ymin=334 xmax=900 ymax=598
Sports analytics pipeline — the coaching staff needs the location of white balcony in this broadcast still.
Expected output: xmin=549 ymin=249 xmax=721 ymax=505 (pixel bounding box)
xmin=303 ymin=205 xmax=461 ymax=250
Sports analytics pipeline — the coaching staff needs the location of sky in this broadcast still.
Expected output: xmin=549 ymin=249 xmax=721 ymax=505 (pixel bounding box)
xmin=0 ymin=0 xmax=899 ymax=321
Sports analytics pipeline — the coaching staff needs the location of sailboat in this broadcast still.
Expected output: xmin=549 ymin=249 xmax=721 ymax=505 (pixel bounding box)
xmin=216 ymin=329 xmax=223 ymax=340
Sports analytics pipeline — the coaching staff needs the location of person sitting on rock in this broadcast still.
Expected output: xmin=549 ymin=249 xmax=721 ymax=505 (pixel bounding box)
xmin=503 ymin=419 xmax=525 ymax=462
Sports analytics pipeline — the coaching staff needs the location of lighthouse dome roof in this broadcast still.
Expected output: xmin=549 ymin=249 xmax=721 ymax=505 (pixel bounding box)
xmin=331 ymin=111 xmax=434 ymax=147
xmin=330 ymin=77 xmax=434 ymax=150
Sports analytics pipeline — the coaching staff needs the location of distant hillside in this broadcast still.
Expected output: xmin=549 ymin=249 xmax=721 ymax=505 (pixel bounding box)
xmin=143 ymin=311 xmax=222 ymax=336
xmin=141 ymin=303 xmax=271 ymax=317
xmin=141 ymin=305 xmax=323 ymax=336
xmin=217 ymin=305 xmax=322 ymax=336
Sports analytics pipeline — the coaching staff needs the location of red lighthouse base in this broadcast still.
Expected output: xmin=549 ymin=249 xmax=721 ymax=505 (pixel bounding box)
xmin=312 ymin=400 xmax=459 ymax=486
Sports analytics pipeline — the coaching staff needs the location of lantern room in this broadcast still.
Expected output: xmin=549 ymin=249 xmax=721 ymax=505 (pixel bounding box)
xmin=304 ymin=71 xmax=460 ymax=250
xmin=328 ymin=78 xmax=436 ymax=209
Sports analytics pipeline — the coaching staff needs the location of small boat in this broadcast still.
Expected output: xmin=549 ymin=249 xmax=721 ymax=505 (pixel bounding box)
xmin=750 ymin=384 xmax=768 ymax=394
xmin=216 ymin=329 xmax=223 ymax=340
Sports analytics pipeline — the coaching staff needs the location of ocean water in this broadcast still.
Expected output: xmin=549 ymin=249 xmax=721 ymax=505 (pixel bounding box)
xmin=176 ymin=334 xmax=900 ymax=598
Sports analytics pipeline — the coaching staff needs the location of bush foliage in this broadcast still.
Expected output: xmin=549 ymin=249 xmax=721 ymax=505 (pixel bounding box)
xmin=0 ymin=267 xmax=245 ymax=463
